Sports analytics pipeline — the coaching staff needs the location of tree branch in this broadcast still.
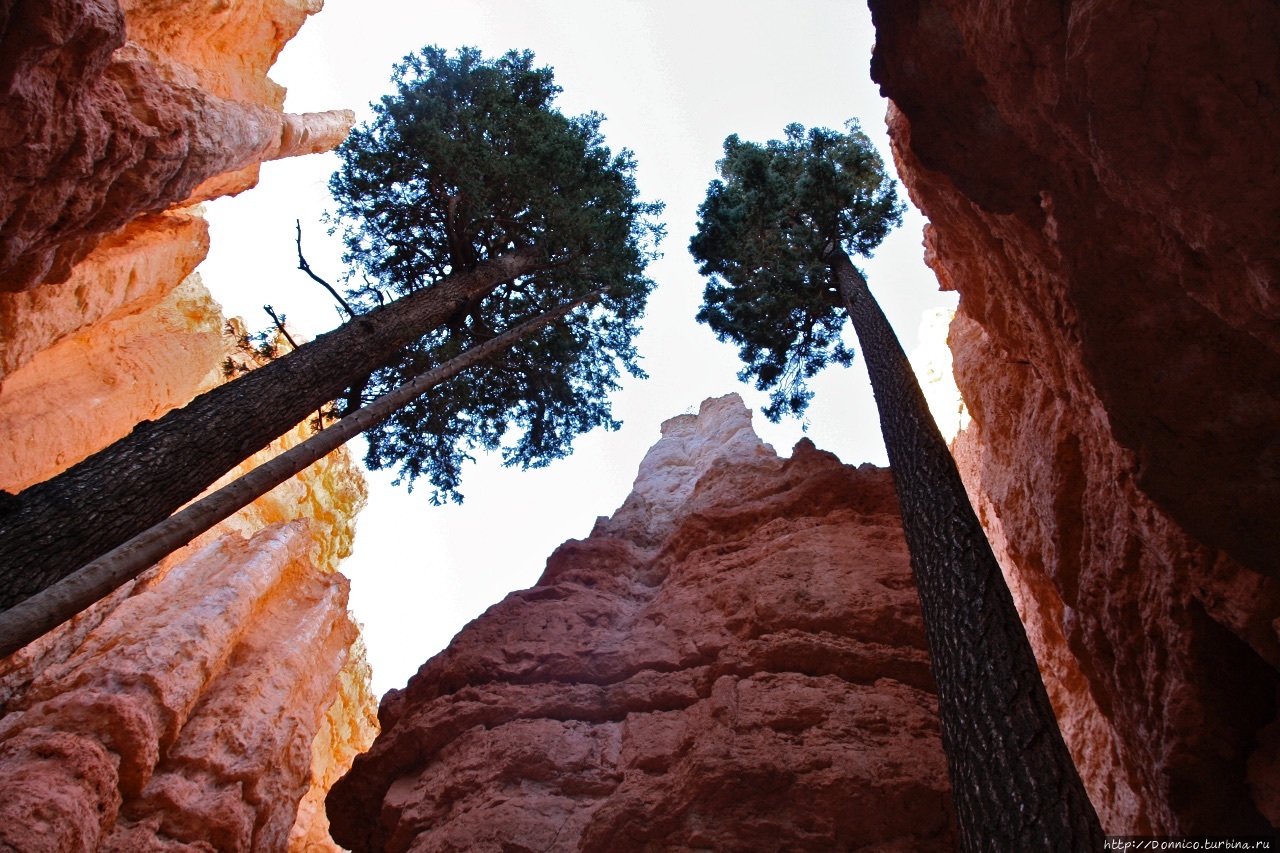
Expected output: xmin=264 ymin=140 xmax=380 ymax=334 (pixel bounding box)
xmin=0 ymin=286 xmax=608 ymax=658
xmin=296 ymin=219 xmax=357 ymax=318
xmin=263 ymin=305 xmax=299 ymax=350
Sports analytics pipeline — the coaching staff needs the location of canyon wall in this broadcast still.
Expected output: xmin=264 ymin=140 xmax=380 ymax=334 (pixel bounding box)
xmin=0 ymin=0 xmax=376 ymax=849
xmin=869 ymin=0 xmax=1280 ymax=834
xmin=327 ymin=395 xmax=957 ymax=853
xmin=0 ymin=0 xmax=351 ymax=294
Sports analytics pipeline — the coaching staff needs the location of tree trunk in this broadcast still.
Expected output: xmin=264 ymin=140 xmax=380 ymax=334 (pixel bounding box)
xmin=0 ymin=250 xmax=540 ymax=611
xmin=830 ymin=249 xmax=1103 ymax=850
xmin=0 ymin=287 xmax=597 ymax=657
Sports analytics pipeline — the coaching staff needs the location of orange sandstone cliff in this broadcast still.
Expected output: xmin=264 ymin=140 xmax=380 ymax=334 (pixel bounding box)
xmin=0 ymin=0 xmax=375 ymax=849
xmin=327 ymin=395 xmax=957 ymax=852
xmin=869 ymin=0 xmax=1280 ymax=834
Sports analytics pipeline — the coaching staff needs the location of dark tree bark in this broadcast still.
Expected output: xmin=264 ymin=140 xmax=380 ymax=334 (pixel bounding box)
xmin=0 ymin=250 xmax=540 ymax=611
xmin=830 ymin=249 xmax=1103 ymax=850
xmin=0 ymin=286 xmax=597 ymax=657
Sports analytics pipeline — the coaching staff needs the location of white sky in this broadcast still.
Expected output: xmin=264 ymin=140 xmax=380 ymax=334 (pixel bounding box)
xmin=197 ymin=0 xmax=957 ymax=697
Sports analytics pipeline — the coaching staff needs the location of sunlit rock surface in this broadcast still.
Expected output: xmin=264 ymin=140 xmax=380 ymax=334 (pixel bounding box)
xmin=0 ymin=0 xmax=353 ymax=292
xmin=0 ymin=286 xmax=375 ymax=853
xmin=291 ymin=641 xmax=381 ymax=853
xmin=328 ymin=394 xmax=956 ymax=853
xmin=0 ymin=272 xmax=226 ymax=493
xmin=0 ymin=522 xmax=356 ymax=851
xmin=0 ymin=398 xmax=374 ymax=850
xmin=0 ymin=0 xmax=375 ymax=848
xmin=0 ymin=209 xmax=209 ymax=383
xmin=870 ymin=0 xmax=1280 ymax=833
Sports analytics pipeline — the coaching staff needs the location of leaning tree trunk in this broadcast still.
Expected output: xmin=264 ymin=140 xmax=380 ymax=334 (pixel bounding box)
xmin=830 ymin=249 xmax=1103 ymax=850
xmin=0 ymin=288 xmax=599 ymax=656
xmin=0 ymin=250 xmax=540 ymax=610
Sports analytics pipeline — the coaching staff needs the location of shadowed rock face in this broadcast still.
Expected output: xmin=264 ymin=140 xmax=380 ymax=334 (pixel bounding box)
xmin=868 ymin=0 xmax=1280 ymax=833
xmin=328 ymin=394 xmax=956 ymax=853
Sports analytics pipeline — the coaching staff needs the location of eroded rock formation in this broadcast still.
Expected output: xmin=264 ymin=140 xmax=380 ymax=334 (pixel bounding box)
xmin=869 ymin=0 xmax=1280 ymax=833
xmin=0 ymin=292 xmax=377 ymax=850
xmin=0 ymin=522 xmax=357 ymax=851
xmin=0 ymin=0 xmax=352 ymax=293
xmin=328 ymin=394 xmax=956 ymax=852
xmin=0 ymin=0 xmax=376 ymax=848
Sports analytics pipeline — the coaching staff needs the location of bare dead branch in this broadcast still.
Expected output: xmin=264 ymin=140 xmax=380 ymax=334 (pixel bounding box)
xmin=263 ymin=304 xmax=299 ymax=351
xmin=295 ymin=219 xmax=357 ymax=318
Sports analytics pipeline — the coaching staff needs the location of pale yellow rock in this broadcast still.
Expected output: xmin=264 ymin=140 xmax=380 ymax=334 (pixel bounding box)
xmin=289 ymin=639 xmax=380 ymax=853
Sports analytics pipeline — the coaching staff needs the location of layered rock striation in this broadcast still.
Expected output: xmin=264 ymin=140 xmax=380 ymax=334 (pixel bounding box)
xmin=0 ymin=288 xmax=377 ymax=852
xmin=0 ymin=521 xmax=361 ymax=851
xmin=328 ymin=395 xmax=956 ymax=852
xmin=869 ymin=0 xmax=1280 ymax=833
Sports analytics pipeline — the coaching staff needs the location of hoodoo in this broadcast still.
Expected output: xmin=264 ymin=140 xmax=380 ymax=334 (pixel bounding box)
xmin=328 ymin=395 xmax=957 ymax=852
xmin=0 ymin=0 xmax=376 ymax=848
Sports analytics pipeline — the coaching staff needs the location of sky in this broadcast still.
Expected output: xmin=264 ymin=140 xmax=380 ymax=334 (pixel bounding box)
xmin=197 ymin=0 xmax=958 ymax=697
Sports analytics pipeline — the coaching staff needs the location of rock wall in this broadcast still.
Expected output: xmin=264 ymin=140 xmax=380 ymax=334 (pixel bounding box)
xmin=0 ymin=365 xmax=377 ymax=851
xmin=0 ymin=0 xmax=376 ymax=849
xmin=0 ymin=521 xmax=360 ymax=851
xmin=327 ymin=395 xmax=956 ymax=853
xmin=868 ymin=0 xmax=1280 ymax=834
xmin=0 ymin=0 xmax=351 ymax=293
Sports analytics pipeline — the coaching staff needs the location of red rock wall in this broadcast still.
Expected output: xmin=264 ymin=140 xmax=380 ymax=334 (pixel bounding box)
xmin=868 ymin=0 xmax=1280 ymax=833
xmin=327 ymin=395 xmax=957 ymax=852
xmin=0 ymin=522 xmax=357 ymax=851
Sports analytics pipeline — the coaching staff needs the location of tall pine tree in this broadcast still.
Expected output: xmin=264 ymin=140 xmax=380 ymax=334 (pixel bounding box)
xmin=0 ymin=47 xmax=661 ymax=611
xmin=690 ymin=122 xmax=1103 ymax=850
xmin=329 ymin=47 xmax=663 ymax=502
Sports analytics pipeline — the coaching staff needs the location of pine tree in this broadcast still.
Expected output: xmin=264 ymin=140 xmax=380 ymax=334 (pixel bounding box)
xmin=0 ymin=291 xmax=602 ymax=657
xmin=690 ymin=122 xmax=1103 ymax=850
xmin=0 ymin=47 xmax=661 ymax=612
xmin=329 ymin=47 xmax=663 ymax=502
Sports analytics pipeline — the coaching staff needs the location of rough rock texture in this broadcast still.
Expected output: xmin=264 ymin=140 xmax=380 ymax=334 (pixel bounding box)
xmin=0 ymin=284 xmax=376 ymax=852
xmin=0 ymin=0 xmax=377 ymax=848
xmin=0 ymin=208 xmax=209 ymax=383
xmin=0 ymin=522 xmax=359 ymax=851
xmin=0 ymin=395 xmax=374 ymax=852
xmin=869 ymin=0 xmax=1280 ymax=834
xmin=328 ymin=395 xmax=956 ymax=853
xmin=290 ymin=642 xmax=381 ymax=853
xmin=0 ymin=0 xmax=353 ymax=292
xmin=0 ymin=271 xmax=225 ymax=493
xmin=0 ymin=307 xmax=376 ymax=853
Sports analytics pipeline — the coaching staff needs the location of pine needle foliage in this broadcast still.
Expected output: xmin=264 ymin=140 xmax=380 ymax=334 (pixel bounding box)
xmin=330 ymin=47 xmax=664 ymax=502
xmin=689 ymin=122 xmax=902 ymax=420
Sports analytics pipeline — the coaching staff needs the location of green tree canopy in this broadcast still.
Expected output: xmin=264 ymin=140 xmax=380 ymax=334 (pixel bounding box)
xmin=689 ymin=121 xmax=902 ymax=420
xmin=330 ymin=47 xmax=664 ymax=502
xmin=689 ymin=123 xmax=1104 ymax=846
